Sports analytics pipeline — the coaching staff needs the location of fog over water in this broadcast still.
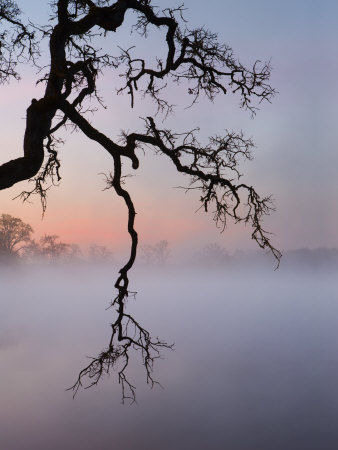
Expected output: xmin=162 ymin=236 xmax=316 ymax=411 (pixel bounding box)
xmin=1 ymin=260 xmax=337 ymax=449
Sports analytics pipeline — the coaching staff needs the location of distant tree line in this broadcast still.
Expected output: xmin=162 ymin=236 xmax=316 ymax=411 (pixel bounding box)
xmin=140 ymin=240 xmax=171 ymax=266
xmin=0 ymin=213 xmax=250 ymax=267
xmin=0 ymin=213 xmax=114 ymax=264
xmin=2 ymin=213 xmax=336 ymax=270
xmin=0 ymin=213 xmax=173 ymax=266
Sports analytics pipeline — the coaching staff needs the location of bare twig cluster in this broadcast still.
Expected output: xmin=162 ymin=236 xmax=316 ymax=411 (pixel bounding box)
xmin=0 ymin=0 xmax=38 ymax=82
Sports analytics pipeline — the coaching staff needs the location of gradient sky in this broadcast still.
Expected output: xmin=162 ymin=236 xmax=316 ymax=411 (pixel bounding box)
xmin=0 ymin=0 xmax=336 ymax=255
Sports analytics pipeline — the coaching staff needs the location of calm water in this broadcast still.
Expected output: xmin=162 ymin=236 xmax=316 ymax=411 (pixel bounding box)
xmin=0 ymin=263 xmax=337 ymax=449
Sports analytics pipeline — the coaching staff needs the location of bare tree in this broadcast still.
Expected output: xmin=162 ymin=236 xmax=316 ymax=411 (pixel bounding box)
xmin=39 ymin=234 xmax=71 ymax=261
xmin=0 ymin=213 xmax=33 ymax=259
xmin=24 ymin=234 xmax=76 ymax=262
xmin=68 ymin=243 xmax=82 ymax=261
xmin=141 ymin=240 xmax=171 ymax=266
xmin=22 ymin=238 xmax=43 ymax=261
xmin=0 ymin=1 xmax=281 ymax=401
xmin=89 ymin=244 xmax=114 ymax=263
xmin=196 ymin=243 xmax=231 ymax=266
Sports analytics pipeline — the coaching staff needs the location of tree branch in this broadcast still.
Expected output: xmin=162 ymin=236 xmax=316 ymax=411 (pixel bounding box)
xmin=0 ymin=0 xmax=280 ymax=401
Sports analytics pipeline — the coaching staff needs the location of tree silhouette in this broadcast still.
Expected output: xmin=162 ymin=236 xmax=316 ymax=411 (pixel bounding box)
xmin=23 ymin=233 xmax=82 ymax=262
xmin=0 ymin=213 xmax=33 ymax=259
xmin=89 ymin=244 xmax=114 ymax=263
xmin=0 ymin=0 xmax=281 ymax=401
xmin=39 ymin=234 xmax=68 ymax=260
xmin=141 ymin=240 xmax=171 ymax=266
xmin=197 ymin=243 xmax=230 ymax=266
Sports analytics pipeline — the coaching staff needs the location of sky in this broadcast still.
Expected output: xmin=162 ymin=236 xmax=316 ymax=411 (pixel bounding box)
xmin=0 ymin=0 xmax=337 ymax=256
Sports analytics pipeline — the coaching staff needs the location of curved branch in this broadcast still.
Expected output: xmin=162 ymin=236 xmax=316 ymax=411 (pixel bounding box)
xmin=68 ymin=154 xmax=173 ymax=403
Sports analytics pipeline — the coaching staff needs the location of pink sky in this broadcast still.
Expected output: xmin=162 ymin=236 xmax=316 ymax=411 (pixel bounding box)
xmin=0 ymin=72 xmax=263 ymax=254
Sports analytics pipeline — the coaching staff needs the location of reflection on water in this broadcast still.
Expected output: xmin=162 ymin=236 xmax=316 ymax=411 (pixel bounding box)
xmin=0 ymin=264 xmax=337 ymax=450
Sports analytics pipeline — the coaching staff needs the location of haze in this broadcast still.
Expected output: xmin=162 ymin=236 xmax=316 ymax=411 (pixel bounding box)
xmin=1 ymin=258 xmax=338 ymax=449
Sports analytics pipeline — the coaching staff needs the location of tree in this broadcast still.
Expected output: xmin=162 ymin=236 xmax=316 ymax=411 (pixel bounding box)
xmin=89 ymin=244 xmax=114 ymax=263
xmin=141 ymin=240 xmax=171 ymax=266
xmin=24 ymin=234 xmax=80 ymax=262
xmin=0 ymin=0 xmax=281 ymax=401
xmin=39 ymin=234 xmax=70 ymax=261
xmin=196 ymin=243 xmax=231 ymax=266
xmin=0 ymin=213 xmax=33 ymax=259
xmin=68 ymin=243 xmax=82 ymax=261
xmin=22 ymin=238 xmax=42 ymax=261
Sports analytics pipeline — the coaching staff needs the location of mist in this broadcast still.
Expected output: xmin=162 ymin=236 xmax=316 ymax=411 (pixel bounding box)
xmin=1 ymin=258 xmax=337 ymax=450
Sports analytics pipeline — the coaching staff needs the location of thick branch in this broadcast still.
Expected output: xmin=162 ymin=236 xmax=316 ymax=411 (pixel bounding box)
xmin=59 ymin=99 xmax=139 ymax=168
xmin=0 ymin=97 xmax=58 ymax=189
